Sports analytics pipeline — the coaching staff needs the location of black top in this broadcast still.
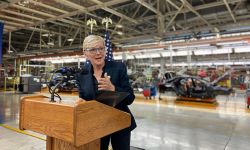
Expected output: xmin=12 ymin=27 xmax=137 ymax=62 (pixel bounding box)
xmin=75 ymin=60 xmax=137 ymax=134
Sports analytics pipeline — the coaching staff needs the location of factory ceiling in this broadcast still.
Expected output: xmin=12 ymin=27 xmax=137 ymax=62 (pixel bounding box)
xmin=0 ymin=0 xmax=249 ymax=58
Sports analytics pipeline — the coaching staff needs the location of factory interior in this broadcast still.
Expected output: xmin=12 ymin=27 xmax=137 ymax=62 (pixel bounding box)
xmin=0 ymin=0 xmax=250 ymax=150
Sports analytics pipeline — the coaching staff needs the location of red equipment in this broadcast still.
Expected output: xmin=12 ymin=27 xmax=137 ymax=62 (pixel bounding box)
xmin=246 ymin=89 xmax=250 ymax=108
xmin=143 ymin=88 xmax=150 ymax=97
xmin=247 ymin=97 xmax=250 ymax=109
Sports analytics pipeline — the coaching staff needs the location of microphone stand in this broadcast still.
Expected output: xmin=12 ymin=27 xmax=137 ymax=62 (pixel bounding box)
xmin=50 ymin=80 xmax=63 ymax=102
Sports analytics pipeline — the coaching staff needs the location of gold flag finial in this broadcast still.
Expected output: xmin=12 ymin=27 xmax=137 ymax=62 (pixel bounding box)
xmin=102 ymin=17 xmax=112 ymax=30
xmin=86 ymin=18 xmax=97 ymax=33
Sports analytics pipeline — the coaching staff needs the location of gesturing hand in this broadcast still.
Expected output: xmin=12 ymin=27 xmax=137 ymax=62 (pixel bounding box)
xmin=98 ymin=73 xmax=115 ymax=91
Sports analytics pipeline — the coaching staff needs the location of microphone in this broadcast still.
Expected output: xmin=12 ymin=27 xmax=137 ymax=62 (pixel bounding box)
xmin=50 ymin=80 xmax=63 ymax=102
xmin=49 ymin=65 xmax=88 ymax=102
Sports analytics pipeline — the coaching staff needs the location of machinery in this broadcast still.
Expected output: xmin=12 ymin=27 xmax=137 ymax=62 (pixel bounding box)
xmin=19 ymin=75 xmax=41 ymax=93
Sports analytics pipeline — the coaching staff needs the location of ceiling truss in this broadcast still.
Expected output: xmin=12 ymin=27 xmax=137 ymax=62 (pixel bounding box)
xmin=0 ymin=0 xmax=248 ymax=58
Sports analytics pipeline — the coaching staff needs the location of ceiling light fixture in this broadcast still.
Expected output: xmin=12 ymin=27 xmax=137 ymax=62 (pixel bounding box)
xmin=116 ymin=24 xmax=123 ymax=28
xmin=42 ymin=33 xmax=49 ymax=37
xmin=117 ymin=31 xmax=123 ymax=35
xmin=47 ymin=42 xmax=54 ymax=46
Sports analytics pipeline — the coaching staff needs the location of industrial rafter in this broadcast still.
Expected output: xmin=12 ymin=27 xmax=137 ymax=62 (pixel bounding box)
xmin=165 ymin=0 xmax=180 ymax=10
xmin=0 ymin=0 xmax=23 ymax=9
xmin=0 ymin=15 xmax=33 ymax=24
xmin=1 ymin=0 xmax=131 ymax=33
xmin=54 ymin=0 xmax=142 ymax=37
xmin=164 ymin=0 xmax=244 ymax=17
xmin=223 ymin=0 xmax=237 ymax=23
xmin=89 ymin=0 xmax=138 ymax=24
xmin=1 ymin=0 xmax=249 ymax=56
xmin=135 ymin=0 xmax=163 ymax=17
xmin=165 ymin=4 xmax=184 ymax=30
xmin=181 ymin=0 xmax=214 ymax=29
xmin=29 ymin=0 xmax=68 ymax=14
xmin=135 ymin=0 xmax=184 ymax=30
xmin=1 ymin=9 xmax=43 ymax=21
xmin=10 ymin=4 xmax=85 ymax=28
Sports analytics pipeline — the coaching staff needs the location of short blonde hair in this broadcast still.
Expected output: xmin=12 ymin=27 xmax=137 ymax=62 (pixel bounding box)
xmin=83 ymin=35 xmax=105 ymax=50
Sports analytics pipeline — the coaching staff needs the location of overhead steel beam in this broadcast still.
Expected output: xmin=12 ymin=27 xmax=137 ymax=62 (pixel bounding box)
xmin=54 ymin=0 xmax=87 ymax=12
xmin=4 ymin=25 xmax=15 ymax=30
xmin=10 ymin=4 xmax=84 ymax=28
xmin=164 ymin=0 xmax=244 ymax=17
xmin=0 ymin=14 xmax=34 ymax=24
xmin=4 ymin=29 xmax=9 ymax=33
xmin=137 ymin=0 xmax=244 ymax=22
xmin=24 ymin=29 xmax=36 ymax=52
xmin=175 ymin=9 xmax=248 ymax=25
xmin=56 ymin=19 xmax=82 ymax=27
xmin=181 ymin=0 xmax=213 ymax=28
xmin=28 ymin=0 xmax=88 ymax=27
xmin=4 ymin=0 xmax=130 ymax=33
xmin=91 ymin=0 xmax=138 ymax=24
xmin=3 ymin=21 xmax=25 ymax=27
xmin=135 ymin=0 xmax=163 ymax=17
xmin=50 ymin=21 xmax=71 ymax=28
xmin=223 ymin=0 xmax=237 ymax=23
xmin=134 ymin=0 xmax=184 ymax=30
xmin=114 ymin=20 xmax=250 ymax=43
xmin=200 ymin=14 xmax=250 ymax=25
xmin=69 ymin=28 xmax=80 ymax=46
xmin=0 ymin=9 xmax=44 ymax=21
xmin=29 ymin=0 xmax=68 ymax=14
xmin=139 ymin=7 xmax=248 ymax=26
xmin=165 ymin=0 xmax=179 ymax=10
xmin=102 ymin=7 xmax=138 ymax=24
xmin=53 ymin=0 xmax=135 ymax=32
xmin=53 ymin=0 xmax=103 ymax=20
xmin=27 ymin=27 xmax=67 ymax=37
xmin=165 ymin=0 xmax=187 ymax=30
xmin=55 ymin=0 xmax=140 ymax=35
xmin=0 ymin=0 xmax=22 ymax=9
xmin=196 ymin=0 xmax=244 ymax=11
xmin=90 ymin=0 xmax=139 ymax=24
xmin=165 ymin=4 xmax=184 ymax=30
xmin=11 ymin=4 xmax=55 ymax=18
xmin=233 ymin=1 xmax=242 ymax=11
xmin=135 ymin=0 xmax=164 ymax=35
xmin=111 ymin=4 xmax=142 ymax=37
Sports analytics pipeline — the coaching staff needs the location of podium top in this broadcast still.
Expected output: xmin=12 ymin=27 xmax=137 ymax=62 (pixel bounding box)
xmin=19 ymin=95 xmax=131 ymax=147
xmin=20 ymin=94 xmax=77 ymax=106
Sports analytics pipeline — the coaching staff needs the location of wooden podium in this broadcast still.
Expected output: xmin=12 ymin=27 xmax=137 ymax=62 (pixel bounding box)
xmin=19 ymin=95 xmax=131 ymax=150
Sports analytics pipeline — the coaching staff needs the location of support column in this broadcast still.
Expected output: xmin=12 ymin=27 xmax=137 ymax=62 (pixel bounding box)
xmin=8 ymin=32 xmax=11 ymax=53
xmin=169 ymin=45 xmax=173 ymax=70
xmin=58 ymin=26 xmax=62 ymax=47
xmin=40 ymin=25 xmax=42 ymax=50
xmin=78 ymin=58 xmax=80 ymax=68
xmin=187 ymin=45 xmax=191 ymax=68
xmin=160 ymin=57 xmax=165 ymax=75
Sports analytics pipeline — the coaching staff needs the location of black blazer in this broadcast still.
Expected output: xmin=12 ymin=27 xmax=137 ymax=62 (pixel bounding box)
xmin=75 ymin=61 xmax=137 ymax=135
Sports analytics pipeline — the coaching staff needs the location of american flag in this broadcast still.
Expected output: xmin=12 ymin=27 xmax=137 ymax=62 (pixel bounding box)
xmin=0 ymin=22 xmax=4 ymax=64
xmin=104 ymin=31 xmax=113 ymax=61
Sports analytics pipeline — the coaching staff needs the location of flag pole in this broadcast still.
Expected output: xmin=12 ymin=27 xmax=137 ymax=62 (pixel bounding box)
xmin=102 ymin=17 xmax=113 ymax=61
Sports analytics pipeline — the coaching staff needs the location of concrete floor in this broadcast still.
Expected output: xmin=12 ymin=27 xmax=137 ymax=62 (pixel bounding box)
xmin=0 ymin=92 xmax=250 ymax=150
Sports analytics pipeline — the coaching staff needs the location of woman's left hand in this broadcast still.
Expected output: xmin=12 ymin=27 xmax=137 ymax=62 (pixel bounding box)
xmin=98 ymin=73 xmax=115 ymax=91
